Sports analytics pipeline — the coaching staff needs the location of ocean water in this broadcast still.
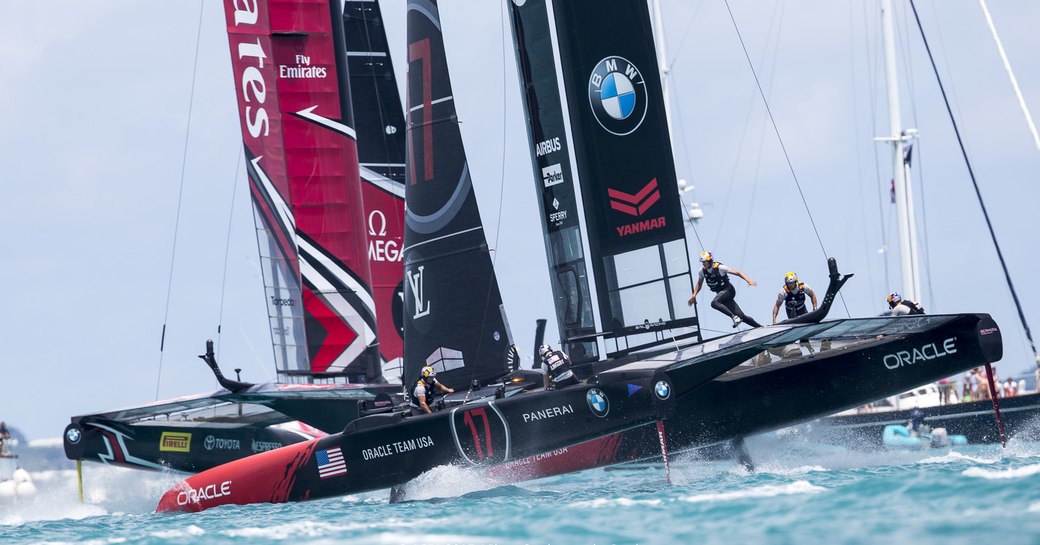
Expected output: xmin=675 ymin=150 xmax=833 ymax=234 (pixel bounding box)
xmin=4 ymin=431 xmax=1040 ymax=545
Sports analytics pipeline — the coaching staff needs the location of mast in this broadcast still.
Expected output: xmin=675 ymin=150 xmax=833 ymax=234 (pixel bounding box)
xmin=879 ymin=0 xmax=923 ymax=303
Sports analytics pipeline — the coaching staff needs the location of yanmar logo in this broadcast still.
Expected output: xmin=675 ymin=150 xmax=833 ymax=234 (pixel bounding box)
xmin=610 ymin=179 xmax=666 ymax=237
xmin=160 ymin=432 xmax=191 ymax=453
xmin=609 ymin=178 xmax=661 ymax=216
xmin=883 ymin=337 xmax=957 ymax=370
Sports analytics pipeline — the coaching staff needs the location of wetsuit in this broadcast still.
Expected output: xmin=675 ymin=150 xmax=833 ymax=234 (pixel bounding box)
xmin=701 ymin=263 xmax=762 ymax=327
xmin=409 ymin=378 xmax=442 ymax=415
xmin=778 ymin=282 xmax=816 ymax=319
xmin=542 ymin=350 xmax=579 ymax=389
xmin=891 ymin=300 xmax=925 ymax=316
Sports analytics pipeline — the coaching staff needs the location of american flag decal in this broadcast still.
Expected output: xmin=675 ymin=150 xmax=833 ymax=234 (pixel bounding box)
xmin=315 ymin=447 xmax=347 ymax=479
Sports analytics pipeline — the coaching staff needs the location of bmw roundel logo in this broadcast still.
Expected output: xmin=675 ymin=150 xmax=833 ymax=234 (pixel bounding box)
xmin=654 ymin=380 xmax=671 ymax=400
xmin=66 ymin=427 xmax=82 ymax=445
xmin=588 ymin=55 xmax=648 ymax=136
xmin=586 ymin=388 xmax=610 ymax=418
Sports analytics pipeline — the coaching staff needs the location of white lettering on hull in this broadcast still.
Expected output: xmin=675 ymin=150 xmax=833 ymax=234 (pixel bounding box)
xmin=522 ymin=404 xmax=575 ymax=423
xmin=361 ymin=436 xmax=436 ymax=460
xmin=883 ymin=338 xmax=957 ymax=370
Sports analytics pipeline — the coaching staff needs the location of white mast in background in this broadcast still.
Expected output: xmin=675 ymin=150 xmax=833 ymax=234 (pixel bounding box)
xmin=878 ymin=0 xmax=923 ymax=303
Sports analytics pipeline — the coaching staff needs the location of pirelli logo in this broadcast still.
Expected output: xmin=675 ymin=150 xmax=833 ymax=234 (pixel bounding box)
xmin=160 ymin=432 xmax=192 ymax=453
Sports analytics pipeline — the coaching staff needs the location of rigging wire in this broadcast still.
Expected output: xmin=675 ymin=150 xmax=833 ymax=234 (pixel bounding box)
xmin=710 ymin=0 xmax=784 ymax=252
xmin=863 ymin=1 xmax=891 ymax=296
xmin=216 ymin=145 xmax=245 ymax=358
xmin=738 ymin=2 xmax=786 ymax=267
xmin=464 ymin=0 xmax=511 ymax=384
xmin=907 ymin=0 xmax=1039 ymax=367
xmin=895 ymin=0 xmax=938 ymax=309
xmin=848 ymin=5 xmax=878 ymax=299
xmin=156 ymin=0 xmax=207 ymax=400
xmin=722 ymin=0 xmax=850 ymax=317
xmin=977 ymin=0 xmax=1040 ymax=152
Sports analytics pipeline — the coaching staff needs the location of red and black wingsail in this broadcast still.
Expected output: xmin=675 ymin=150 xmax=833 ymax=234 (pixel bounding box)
xmin=402 ymin=0 xmax=513 ymax=390
xmin=223 ymin=0 xmax=379 ymax=380
xmin=343 ymin=0 xmax=406 ymax=372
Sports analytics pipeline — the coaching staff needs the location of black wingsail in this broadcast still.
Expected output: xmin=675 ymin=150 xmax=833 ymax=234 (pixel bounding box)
xmin=508 ymin=0 xmax=700 ymax=362
xmin=403 ymin=0 xmax=513 ymax=390
xmin=507 ymin=0 xmax=599 ymax=364
xmin=343 ymin=0 xmax=407 ymax=372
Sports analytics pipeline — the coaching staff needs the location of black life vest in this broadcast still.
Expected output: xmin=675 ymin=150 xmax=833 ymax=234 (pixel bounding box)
xmin=898 ymin=300 xmax=925 ymax=315
xmin=783 ymin=282 xmax=808 ymax=313
xmin=543 ymin=350 xmax=576 ymax=387
xmin=409 ymin=378 xmax=439 ymax=408
xmin=703 ymin=262 xmax=731 ymax=293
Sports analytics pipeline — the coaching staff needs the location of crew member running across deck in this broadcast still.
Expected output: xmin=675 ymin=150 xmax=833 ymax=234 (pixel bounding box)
xmin=687 ymin=251 xmax=762 ymax=328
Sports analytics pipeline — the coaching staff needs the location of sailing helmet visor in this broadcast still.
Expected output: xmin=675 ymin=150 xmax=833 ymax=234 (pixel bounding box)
xmin=699 ymin=251 xmax=713 ymax=263
xmin=784 ymin=272 xmax=798 ymax=284
xmin=421 ymin=365 xmax=436 ymax=379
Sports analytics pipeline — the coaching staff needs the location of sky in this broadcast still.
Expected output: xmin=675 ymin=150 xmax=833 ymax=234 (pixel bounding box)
xmin=1 ymin=0 xmax=1038 ymax=440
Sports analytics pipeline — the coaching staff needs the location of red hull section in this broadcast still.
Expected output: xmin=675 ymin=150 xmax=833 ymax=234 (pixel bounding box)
xmin=156 ymin=440 xmax=319 ymax=513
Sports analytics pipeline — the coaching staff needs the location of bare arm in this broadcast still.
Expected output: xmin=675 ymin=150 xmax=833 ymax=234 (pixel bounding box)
xmin=687 ymin=277 xmax=703 ymax=306
xmin=809 ymin=288 xmax=818 ymax=310
xmin=772 ymin=299 xmax=781 ymax=325
xmin=418 ymin=394 xmax=431 ymax=414
xmin=435 ymin=381 xmax=455 ymax=394
xmin=729 ymin=269 xmax=757 ymax=287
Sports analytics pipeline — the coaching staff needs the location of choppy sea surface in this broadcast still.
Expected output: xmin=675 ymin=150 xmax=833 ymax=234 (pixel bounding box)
xmin=5 ymin=430 xmax=1040 ymax=545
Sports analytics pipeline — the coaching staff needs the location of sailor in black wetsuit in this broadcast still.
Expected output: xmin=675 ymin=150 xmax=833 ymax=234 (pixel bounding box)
xmin=886 ymin=292 xmax=925 ymax=316
xmin=771 ymin=272 xmax=818 ymax=324
xmin=687 ymin=251 xmax=762 ymax=328
xmin=538 ymin=344 xmax=579 ymax=389
xmin=408 ymin=366 xmax=454 ymax=416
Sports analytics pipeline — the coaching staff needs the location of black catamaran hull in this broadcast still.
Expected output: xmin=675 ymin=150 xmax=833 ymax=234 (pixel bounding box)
xmin=492 ymin=314 xmax=1004 ymax=478
xmin=63 ymin=420 xmax=316 ymax=474
xmin=63 ymin=382 xmax=400 ymax=473
xmin=156 ymin=373 xmax=676 ymax=512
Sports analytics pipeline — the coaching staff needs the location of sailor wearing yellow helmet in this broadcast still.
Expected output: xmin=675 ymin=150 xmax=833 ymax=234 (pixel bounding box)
xmin=687 ymin=251 xmax=762 ymax=328
xmin=771 ymin=271 xmax=818 ymax=324
xmin=409 ymin=365 xmax=455 ymax=416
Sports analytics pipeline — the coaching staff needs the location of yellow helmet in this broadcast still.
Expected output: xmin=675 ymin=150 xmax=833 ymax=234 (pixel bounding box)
xmin=421 ymin=365 xmax=436 ymax=379
xmin=699 ymin=251 xmax=713 ymax=263
xmin=784 ymin=272 xmax=798 ymax=284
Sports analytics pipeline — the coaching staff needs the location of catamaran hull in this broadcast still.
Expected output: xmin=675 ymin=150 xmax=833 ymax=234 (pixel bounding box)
xmin=496 ymin=314 xmax=1004 ymax=476
xmin=63 ymin=420 xmax=318 ymax=473
xmin=157 ymin=375 xmax=675 ymax=512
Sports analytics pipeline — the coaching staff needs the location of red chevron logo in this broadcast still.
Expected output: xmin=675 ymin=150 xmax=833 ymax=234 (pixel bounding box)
xmin=608 ymin=178 xmax=661 ymax=216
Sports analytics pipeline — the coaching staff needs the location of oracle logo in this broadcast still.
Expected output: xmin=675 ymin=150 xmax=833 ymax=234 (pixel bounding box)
xmin=176 ymin=480 xmax=231 ymax=506
xmin=883 ymin=338 xmax=957 ymax=370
